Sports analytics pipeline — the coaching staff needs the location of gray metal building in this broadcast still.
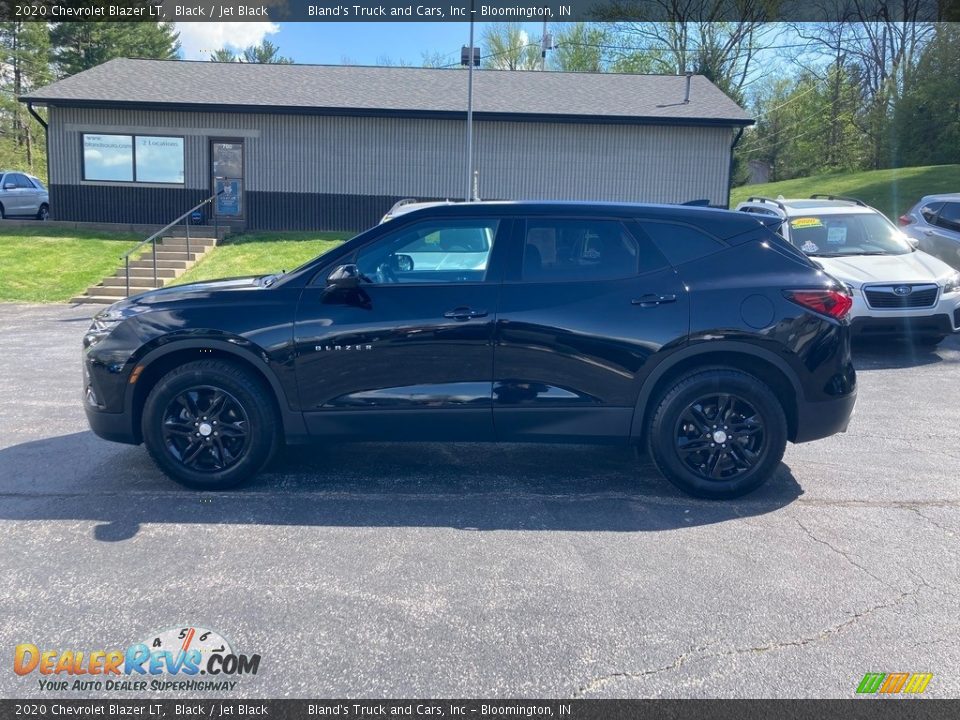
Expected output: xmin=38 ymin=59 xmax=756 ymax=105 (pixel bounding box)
xmin=21 ymin=59 xmax=753 ymax=231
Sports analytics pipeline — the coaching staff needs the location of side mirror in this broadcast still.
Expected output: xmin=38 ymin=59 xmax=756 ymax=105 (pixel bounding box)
xmin=394 ymin=254 xmax=414 ymax=272
xmin=905 ymin=236 xmax=920 ymax=249
xmin=326 ymin=264 xmax=361 ymax=290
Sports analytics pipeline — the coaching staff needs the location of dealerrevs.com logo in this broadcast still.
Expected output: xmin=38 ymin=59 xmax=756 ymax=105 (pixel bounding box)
xmin=13 ymin=626 xmax=261 ymax=693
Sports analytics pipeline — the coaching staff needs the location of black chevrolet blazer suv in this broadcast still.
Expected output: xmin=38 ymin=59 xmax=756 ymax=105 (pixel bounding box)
xmin=83 ymin=202 xmax=857 ymax=498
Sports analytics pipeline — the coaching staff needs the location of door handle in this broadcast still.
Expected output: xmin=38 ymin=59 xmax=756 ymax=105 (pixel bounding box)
xmin=443 ymin=307 xmax=488 ymax=320
xmin=632 ymin=294 xmax=677 ymax=307
xmin=923 ymin=230 xmax=934 ymax=236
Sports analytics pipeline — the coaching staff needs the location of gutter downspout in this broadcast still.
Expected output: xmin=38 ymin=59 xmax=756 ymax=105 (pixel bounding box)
xmin=726 ymin=126 xmax=745 ymax=209
xmin=26 ymin=102 xmax=50 ymax=204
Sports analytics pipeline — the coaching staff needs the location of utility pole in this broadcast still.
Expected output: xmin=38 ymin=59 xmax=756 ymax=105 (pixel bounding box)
xmin=464 ymin=0 xmax=476 ymax=202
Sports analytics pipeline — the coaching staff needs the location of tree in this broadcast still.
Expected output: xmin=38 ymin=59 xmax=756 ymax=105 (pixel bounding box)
xmin=481 ymin=23 xmax=540 ymax=70
xmin=0 ymin=20 xmax=51 ymax=172
xmin=241 ymin=40 xmax=293 ymax=64
xmin=50 ymin=22 xmax=180 ymax=78
xmin=209 ymin=48 xmax=237 ymax=63
xmin=550 ymin=23 xmax=609 ymax=72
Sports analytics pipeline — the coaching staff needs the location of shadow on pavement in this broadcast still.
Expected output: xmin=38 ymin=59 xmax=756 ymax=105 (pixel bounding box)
xmin=852 ymin=334 xmax=959 ymax=370
xmin=0 ymin=432 xmax=803 ymax=541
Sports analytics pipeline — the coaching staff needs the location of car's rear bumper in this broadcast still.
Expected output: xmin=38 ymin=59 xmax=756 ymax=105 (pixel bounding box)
xmin=793 ymin=389 xmax=858 ymax=444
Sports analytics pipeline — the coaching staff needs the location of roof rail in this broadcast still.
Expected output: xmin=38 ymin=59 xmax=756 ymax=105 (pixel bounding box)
xmin=386 ymin=198 xmax=420 ymax=214
xmin=681 ymin=198 xmax=711 ymax=206
xmin=746 ymin=196 xmax=787 ymax=212
xmin=810 ymin=194 xmax=867 ymax=207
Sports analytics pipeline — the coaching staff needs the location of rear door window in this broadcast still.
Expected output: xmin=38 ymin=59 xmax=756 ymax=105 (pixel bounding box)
xmin=520 ymin=219 xmax=641 ymax=282
xmin=920 ymin=202 xmax=944 ymax=223
xmin=934 ymin=203 xmax=960 ymax=233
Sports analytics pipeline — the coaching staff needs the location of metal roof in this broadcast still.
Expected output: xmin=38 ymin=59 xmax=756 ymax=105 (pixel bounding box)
xmin=21 ymin=58 xmax=753 ymax=126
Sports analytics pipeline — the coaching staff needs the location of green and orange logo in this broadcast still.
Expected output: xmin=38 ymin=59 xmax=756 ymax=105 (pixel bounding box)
xmin=856 ymin=673 xmax=933 ymax=695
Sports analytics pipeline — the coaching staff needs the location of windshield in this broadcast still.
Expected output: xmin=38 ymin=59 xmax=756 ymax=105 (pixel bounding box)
xmin=786 ymin=213 xmax=913 ymax=256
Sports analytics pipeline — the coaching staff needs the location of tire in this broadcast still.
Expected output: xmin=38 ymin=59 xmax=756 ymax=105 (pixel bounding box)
xmin=0 ymin=204 xmax=5 ymax=220
xmin=141 ymin=360 xmax=279 ymax=490
xmin=647 ymin=368 xmax=788 ymax=499
xmin=36 ymin=204 xmax=49 ymax=221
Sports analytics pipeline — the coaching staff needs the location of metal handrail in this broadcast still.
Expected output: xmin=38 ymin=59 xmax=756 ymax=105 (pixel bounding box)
xmin=122 ymin=190 xmax=224 ymax=297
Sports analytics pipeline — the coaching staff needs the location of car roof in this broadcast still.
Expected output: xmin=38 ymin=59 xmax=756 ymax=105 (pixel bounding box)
xmin=737 ymin=198 xmax=877 ymax=216
xmin=918 ymin=193 xmax=960 ymax=203
xmin=394 ymin=200 xmax=767 ymax=241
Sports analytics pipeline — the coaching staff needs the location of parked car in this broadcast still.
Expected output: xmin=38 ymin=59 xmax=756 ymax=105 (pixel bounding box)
xmin=0 ymin=171 xmax=49 ymax=220
xmin=82 ymin=201 xmax=858 ymax=499
xmin=899 ymin=193 xmax=960 ymax=271
xmin=736 ymin=195 xmax=960 ymax=345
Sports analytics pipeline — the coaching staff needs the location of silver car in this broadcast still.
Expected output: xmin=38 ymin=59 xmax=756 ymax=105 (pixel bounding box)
xmin=899 ymin=193 xmax=960 ymax=270
xmin=0 ymin=171 xmax=49 ymax=220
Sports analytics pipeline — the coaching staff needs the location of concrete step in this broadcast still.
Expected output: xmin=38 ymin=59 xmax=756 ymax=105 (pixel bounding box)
xmin=84 ymin=286 xmax=156 ymax=298
xmin=155 ymin=242 xmax=210 ymax=253
xmin=162 ymin=234 xmax=217 ymax=246
xmin=70 ymin=295 xmax=118 ymax=305
xmin=134 ymin=250 xmax=203 ymax=261
xmin=116 ymin=267 xmax=178 ymax=278
xmin=127 ymin=259 xmax=188 ymax=269
xmin=101 ymin=277 xmax=165 ymax=288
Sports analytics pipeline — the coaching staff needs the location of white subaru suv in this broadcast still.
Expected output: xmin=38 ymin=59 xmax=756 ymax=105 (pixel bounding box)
xmin=735 ymin=195 xmax=960 ymax=345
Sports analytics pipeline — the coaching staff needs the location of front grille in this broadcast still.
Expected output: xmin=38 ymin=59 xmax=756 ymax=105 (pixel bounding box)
xmin=864 ymin=284 xmax=938 ymax=309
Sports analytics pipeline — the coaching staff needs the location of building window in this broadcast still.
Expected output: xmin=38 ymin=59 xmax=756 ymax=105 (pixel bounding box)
xmin=82 ymin=133 xmax=184 ymax=184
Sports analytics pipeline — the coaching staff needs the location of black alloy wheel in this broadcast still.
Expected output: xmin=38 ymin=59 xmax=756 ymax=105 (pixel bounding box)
xmin=161 ymin=385 xmax=250 ymax=472
xmin=674 ymin=393 xmax=765 ymax=481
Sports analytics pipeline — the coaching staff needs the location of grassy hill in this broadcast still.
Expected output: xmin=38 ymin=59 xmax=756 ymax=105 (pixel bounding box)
xmin=730 ymin=164 xmax=959 ymax=220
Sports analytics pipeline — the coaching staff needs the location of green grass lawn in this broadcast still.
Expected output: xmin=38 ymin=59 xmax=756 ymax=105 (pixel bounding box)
xmin=173 ymin=231 xmax=352 ymax=285
xmin=731 ymin=164 xmax=960 ymax=219
xmin=0 ymin=227 xmax=139 ymax=303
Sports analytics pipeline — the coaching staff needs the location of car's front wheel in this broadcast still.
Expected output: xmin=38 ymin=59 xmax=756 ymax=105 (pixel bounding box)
xmin=647 ymin=368 xmax=787 ymax=499
xmin=142 ymin=360 xmax=279 ymax=490
xmin=36 ymin=204 xmax=49 ymax=220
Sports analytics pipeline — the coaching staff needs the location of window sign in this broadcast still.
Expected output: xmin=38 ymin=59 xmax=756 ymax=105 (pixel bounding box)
xmin=83 ymin=134 xmax=133 ymax=182
xmin=82 ymin=133 xmax=184 ymax=184
xmin=135 ymin=136 xmax=185 ymax=183
xmin=215 ymin=179 xmax=242 ymax=216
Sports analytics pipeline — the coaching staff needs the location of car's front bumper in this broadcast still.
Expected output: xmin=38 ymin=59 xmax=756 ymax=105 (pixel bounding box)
xmin=84 ymin=403 xmax=139 ymax=445
xmin=846 ymin=291 xmax=960 ymax=337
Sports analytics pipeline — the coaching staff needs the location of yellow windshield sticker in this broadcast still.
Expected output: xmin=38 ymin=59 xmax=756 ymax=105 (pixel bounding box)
xmin=791 ymin=217 xmax=823 ymax=229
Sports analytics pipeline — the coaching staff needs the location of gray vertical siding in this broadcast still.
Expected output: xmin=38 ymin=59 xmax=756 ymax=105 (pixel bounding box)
xmin=47 ymin=106 xmax=735 ymax=230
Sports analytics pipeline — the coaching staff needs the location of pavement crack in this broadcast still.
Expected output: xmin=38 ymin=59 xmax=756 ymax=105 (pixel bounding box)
xmin=905 ymin=507 xmax=956 ymax=538
xmin=793 ymin=517 xmax=890 ymax=588
xmin=572 ymin=585 xmax=927 ymax=697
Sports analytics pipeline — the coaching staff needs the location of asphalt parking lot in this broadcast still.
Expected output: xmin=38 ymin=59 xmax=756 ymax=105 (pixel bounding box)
xmin=1 ymin=302 xmax=958 ymax=699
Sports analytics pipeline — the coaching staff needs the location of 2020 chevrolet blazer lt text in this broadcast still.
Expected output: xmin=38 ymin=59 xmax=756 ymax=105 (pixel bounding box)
xmin=82 ymin=202 xmax=857 ymax=499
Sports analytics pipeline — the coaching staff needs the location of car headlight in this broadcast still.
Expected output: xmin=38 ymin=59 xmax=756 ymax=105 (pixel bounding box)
xmin=83 ymin=308 xmax=126 ymax=348
xmin=943 ymin=272 xmax=960 ymax=294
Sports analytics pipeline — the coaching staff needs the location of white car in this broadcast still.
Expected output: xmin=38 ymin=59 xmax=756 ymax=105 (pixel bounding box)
xmin=736 ymin=195 xmax=960 ymax=345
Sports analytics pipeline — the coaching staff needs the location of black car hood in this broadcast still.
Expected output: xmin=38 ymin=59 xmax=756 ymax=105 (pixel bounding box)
xmin=118 ymin=276 xmax=266 ymax=309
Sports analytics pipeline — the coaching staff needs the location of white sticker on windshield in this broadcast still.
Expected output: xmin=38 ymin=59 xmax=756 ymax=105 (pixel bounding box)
xmin=801 ymin=241 xmax=819 ymax=253
xmin=827 ymin=225 xmax=847 ymax=244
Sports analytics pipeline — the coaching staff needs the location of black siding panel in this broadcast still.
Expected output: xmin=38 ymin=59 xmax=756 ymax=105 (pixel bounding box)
xmin=51 ymin=184 xmax=208 ymax=225
xmin=247 ymin=191 xmax=442 ymax=232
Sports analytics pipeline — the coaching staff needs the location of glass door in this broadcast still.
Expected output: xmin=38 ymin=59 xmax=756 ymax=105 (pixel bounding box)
xmin=211 ymin=140 xmax=244 ymax=220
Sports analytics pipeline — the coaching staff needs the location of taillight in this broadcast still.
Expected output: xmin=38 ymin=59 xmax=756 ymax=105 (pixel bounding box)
xmin=898 ymin=214 xmax=911 ymax=226
xmin=784 ymin=289 xmax=853 ymax=320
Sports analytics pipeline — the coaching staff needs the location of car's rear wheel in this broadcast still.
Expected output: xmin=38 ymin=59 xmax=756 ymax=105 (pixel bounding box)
xmin=36 ymin=204 xmax=49 ymax=221
xmin=142 ymin=360 xmax=279 ymax=490
xmin=647 ymin=368 xmax=787 ymax=499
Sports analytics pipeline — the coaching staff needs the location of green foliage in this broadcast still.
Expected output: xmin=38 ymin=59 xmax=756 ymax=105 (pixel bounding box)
xmin=550 ymin=23 xmax=608 ymax=72
xmin=890 ymin=24 xmax=960 ymax=168
xmin=481 ymin=23 xmax=541 ymax=70
xmin=173 ymin=232 xmax=351 ymax=285
xmin=241 ymin=40 xmax=293 ymax=65
xmin=730 ymin=164 xmax=960 ymax=220
xmin=0 ymin=227 xmax=139 ymax=303
xmin=50 ymin=22 xmax=180 ymax=77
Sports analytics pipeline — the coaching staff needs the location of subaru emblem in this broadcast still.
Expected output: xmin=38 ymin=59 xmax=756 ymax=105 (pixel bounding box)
xmin=893 ymin=285 xmax=912 ymax=296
